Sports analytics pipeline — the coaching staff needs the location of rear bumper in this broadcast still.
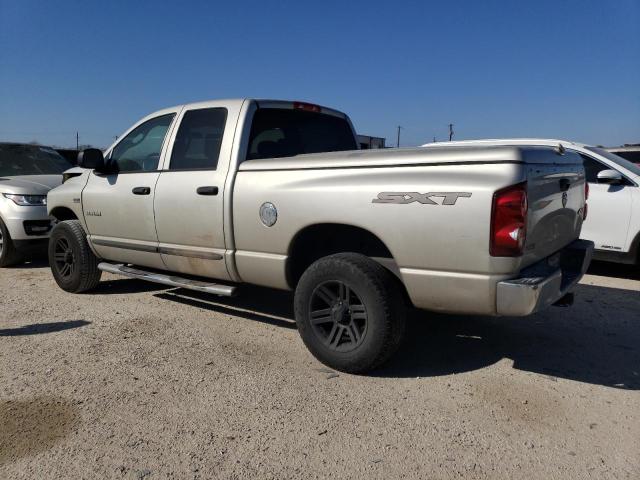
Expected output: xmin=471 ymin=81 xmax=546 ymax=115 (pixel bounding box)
xmin=496 ymin=239 xmax=594 ymax=316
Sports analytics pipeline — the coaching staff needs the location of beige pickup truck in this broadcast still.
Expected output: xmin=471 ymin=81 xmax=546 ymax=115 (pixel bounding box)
xmin=46 ymin=99 xmax=593 ymax=372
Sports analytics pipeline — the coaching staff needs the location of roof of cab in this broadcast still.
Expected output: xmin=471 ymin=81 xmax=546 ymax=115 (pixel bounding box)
xmin=148 ymin=98 xmax=349 ymax=119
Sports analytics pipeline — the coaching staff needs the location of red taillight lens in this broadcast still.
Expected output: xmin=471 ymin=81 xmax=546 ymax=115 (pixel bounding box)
xmin=490 ymin=182 xmax=528 ymax=257
xmin=293 ymin=101 xmax=321 ymax=113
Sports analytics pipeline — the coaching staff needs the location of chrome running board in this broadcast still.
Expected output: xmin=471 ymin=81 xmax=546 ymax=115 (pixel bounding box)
xmin=97 ymin=263 xmax=236 ymax=296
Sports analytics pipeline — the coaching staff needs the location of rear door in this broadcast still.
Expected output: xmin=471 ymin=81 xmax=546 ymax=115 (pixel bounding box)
xmin=82 ymin=111 xmax=177 ymax=269
xmin=153 ymin=101 xmax=239 ymax=280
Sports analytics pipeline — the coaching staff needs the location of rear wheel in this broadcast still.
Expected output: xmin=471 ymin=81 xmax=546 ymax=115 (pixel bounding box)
xmin=48 ymin=220 xmax=102 ymax=293
xmin=294 ymin=253 xmax=406 ymax=373
xmin=0 ymin=218 xmax=23 ymax=267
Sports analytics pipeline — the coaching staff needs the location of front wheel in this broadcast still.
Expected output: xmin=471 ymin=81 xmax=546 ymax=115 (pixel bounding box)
xmin=294 ymin=253 xmax=406 ymax=373
xmin=48 ymin=220 xmax=102 ymax=293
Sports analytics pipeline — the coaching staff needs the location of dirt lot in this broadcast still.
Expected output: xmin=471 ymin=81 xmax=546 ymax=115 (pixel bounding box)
xmin=0 ymin=259 xmax=638 ymax=479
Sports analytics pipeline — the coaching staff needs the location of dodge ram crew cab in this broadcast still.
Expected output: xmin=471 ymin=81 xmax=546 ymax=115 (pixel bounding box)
xmin=46 ymin=99 xmax=593 ymax=373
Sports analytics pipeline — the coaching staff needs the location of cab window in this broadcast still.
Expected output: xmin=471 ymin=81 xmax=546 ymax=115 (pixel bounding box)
xmin=169 ymin=108 xmax=227 ymax=170
xmin=246 ymin=108 xmax=357 ymax=160
xmin=110 ymin=114 xmax=175 ymax=172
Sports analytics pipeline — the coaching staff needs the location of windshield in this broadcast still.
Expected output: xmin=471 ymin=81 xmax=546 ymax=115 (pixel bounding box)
xmin=0 ymin=144 xmax=73 ymax=176
xmin=586 ymin=146 xmax=640 ymax=177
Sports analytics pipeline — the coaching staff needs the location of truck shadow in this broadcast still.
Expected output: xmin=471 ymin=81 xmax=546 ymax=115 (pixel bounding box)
xmin=155 ymin=282 xmax=638 ymax=390
xmin=155 ymin=286 xmax=296 ymax=331
xmin=586 ymin=260 xmax=640 ymax=280
xmin=375 ymin=283 xmax=639 ymax=389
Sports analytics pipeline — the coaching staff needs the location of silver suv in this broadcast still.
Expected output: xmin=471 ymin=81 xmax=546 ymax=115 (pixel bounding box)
xmin=0 ymin=143 xmax=72 ymax=266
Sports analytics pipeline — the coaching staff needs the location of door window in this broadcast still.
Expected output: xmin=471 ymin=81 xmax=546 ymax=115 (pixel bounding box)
xmin=110 ymin=114 xmax=175 ymax=172
xmin=580 ymin=154 xmax=609 ymax=183
xmin=169 ymin=108 xmax=227 ymax=170
xmin=580 ymin=153 xmax=632 ymax=185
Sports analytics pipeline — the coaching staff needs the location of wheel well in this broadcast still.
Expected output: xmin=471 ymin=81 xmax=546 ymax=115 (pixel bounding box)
xmin=286 ymin=223 xmax=396 ymax=288
xmin=50 ymin=207 xmax=78 ymax=222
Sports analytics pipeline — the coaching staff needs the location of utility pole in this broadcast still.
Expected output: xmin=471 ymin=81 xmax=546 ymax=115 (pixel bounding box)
xmin=433 ymin=136 xmax=436 ymax=143
xmin=396 ymin=126 xmax=402 ymax=148
xmin=448 ymin=123 xmax=454 ymax=141
xmin=76 ymin=131 xmax=79 ymax=150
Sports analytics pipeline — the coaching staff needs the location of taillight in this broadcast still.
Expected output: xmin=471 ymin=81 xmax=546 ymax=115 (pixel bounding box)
xmin=293 ymin=101 xmax=321 ymax=113
xmin=490 ymin=182 xmax=528 ymax=257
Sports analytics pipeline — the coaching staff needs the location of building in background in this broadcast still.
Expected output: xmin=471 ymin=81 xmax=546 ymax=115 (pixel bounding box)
xmin=357 ymin=134 xmax=386 ymax=149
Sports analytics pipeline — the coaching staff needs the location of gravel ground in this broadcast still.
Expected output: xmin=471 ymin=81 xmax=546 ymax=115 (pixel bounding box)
xmin=0 ymin=259 xmax=638 ymax=479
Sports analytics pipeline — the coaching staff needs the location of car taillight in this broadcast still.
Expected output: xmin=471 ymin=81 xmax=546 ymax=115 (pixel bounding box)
xmin=490 ymin=182 xmax=528 ymax=257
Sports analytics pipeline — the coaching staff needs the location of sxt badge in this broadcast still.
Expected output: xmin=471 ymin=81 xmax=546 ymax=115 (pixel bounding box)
xmin=372 ymin=192 xmax=472 ymax=205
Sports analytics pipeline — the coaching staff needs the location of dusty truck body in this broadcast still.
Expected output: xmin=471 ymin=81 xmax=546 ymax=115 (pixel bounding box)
xmin=46 ymin=99 xmax=593 ymax=372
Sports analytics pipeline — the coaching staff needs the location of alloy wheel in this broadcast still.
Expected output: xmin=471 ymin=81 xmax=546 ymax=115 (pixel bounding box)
xmin=308 ymin=280 xmax=368 ymax=352
xmin=53 ymin=237 xmax=75 ymax=278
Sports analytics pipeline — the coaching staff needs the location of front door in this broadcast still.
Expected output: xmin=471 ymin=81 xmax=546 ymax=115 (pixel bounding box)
xmin=580 ymin=154 xmax=632 ymax=252
xmin=82 ymin=112 xmax=177 ymax=269
xmin=154 ymin=105 xmax=233 ymax=279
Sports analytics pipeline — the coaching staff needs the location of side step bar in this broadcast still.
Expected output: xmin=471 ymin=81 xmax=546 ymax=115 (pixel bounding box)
xmin=97 ymin=263 xmax=236 ymax=296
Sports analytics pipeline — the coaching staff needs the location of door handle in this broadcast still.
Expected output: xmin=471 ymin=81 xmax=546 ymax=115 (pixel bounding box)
xmin=559 ymin=179 xmax=571 ymax=191
xmin=132 ymin=187 xmax=151 ymax=195
xmin=197 ymin=186 xmax=219 ymax=196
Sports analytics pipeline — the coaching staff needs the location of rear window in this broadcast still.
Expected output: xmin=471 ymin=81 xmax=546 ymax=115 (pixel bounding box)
xmin=0 ymin=144 xmax=72 ymax=176
xmin=245 ymin=108 xmax=357 ymax=160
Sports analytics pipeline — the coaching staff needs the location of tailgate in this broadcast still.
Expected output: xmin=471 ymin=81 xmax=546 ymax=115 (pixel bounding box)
xmin=521 ymin=147 xmax=586 ymax=268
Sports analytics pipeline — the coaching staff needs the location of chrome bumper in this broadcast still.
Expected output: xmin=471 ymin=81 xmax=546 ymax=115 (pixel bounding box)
xmin=496 ymin=240 xmax=594 ymax=316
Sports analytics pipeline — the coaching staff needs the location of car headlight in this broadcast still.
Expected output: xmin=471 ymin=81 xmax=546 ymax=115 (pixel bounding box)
xmin=3 ymin=193 xmax=47 ymax=206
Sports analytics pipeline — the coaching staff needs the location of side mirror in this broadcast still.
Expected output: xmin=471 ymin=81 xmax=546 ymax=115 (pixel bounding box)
xmin=77 ymin=148 xmax=107 ymax=172
xmin=596 ymin=169 xmax=624 ymax=185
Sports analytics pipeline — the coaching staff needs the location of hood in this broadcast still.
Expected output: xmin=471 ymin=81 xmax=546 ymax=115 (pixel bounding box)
xmin=0 ymin=175 xmax=63 ymax=195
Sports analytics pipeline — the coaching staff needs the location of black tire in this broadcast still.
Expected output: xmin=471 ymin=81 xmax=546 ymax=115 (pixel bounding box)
xmin=0 ymin=218 xmax=23 ymax=267
xmin=294 ymin=253 xmax=406 ymax=373
xmin=48 ymin=220 xmax=102 ymax=293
